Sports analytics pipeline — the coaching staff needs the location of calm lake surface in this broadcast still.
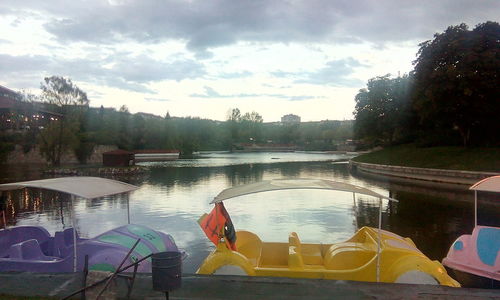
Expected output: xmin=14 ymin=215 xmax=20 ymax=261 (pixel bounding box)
xmin=1 ymin=152 xmax=499 ymax=273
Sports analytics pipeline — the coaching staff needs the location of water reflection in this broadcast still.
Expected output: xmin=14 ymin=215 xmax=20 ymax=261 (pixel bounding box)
xmin=1 ymin=152 xmax=499 ymax=273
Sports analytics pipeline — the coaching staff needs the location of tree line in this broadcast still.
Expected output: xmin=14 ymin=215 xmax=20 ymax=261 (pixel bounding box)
xmin=1 ymin=78 xmax=353 ymax=165
xmin=354 ymin=21 xmax=499 ymax=147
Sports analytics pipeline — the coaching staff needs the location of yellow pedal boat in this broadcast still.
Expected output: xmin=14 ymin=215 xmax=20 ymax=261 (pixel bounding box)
xmin=197 ymin=179 xmax=459 ymax=287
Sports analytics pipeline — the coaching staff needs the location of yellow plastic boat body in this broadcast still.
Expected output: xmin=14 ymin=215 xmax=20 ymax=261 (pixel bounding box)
xmin=197 ymin=226 xmax=460 ymax=287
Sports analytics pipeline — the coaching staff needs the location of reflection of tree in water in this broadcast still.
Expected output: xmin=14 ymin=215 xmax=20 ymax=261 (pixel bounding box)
xmin=2 ymin=189 xmax=72 ymax=227
xmin=147 ymin=166 xmax=215 ymax=188
xmin=226 ymin=164 xmax=265 ymax=186
xmin=356 ymin=189 xmax=500 ymax=261
xmin=147 ymin=161 xmax=350 ymax=190
xmin=353 ymin=198 xmax=382 ymax=230
xmin=386 ymin=191 xmax=473 ymax=260
xmin=84 ymin=193 xmax=130 ymax=210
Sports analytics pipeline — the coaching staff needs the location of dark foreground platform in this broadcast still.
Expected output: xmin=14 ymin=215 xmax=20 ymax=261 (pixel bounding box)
xmin=0 ymin=273 xmax=499 ymax=299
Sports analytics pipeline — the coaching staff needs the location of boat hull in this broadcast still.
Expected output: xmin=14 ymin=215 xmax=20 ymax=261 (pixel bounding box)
xmin=442 ymin=225 xmax=499 ymax=287
xmin=197 ymin=227 xmax=459 ymax=287
xmin=445 ymin=266 xmax=500 ymax=289
xmin=0 ymin=224 xmax=181 ymax=273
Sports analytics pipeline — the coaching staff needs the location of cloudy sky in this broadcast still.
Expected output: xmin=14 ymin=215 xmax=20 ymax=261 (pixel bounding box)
xmin=1 ymin=1 xmax=498 ymax=122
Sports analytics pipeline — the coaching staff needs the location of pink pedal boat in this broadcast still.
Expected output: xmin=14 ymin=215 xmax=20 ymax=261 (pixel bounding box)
xmin=442 ymin=175 xmax=500 ymax=288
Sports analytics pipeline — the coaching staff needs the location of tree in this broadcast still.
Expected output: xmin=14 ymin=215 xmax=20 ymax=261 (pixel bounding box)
xmin=39 ymin=121 xmax=78 ymax=164
xmin=226 ymin=108 xmax=241 ymax=144
xmin=412 ymin=22 xmax=500 ymax=146
xmin=353 ymin=74 xmax=414 ymax=145
xmin=39 ymin=76 xmax=89 ymax=165
xmin=241 ymin=111 xmax=263 ymax=142
xmin=117 ymin=105 xmax=132 ymax=149
xmin=131 ymin=114 xmax=146 ymax=150
xmin=73 ymin=109 xmax=95 ymax=164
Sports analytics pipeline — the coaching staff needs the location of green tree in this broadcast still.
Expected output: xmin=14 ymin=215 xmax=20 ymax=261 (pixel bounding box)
xmin=39 ymin=76 xmax=89 ymax=165
xmin=241 ymin=111 xmax=263 ymax=142
xmin=117 ymin=105 xmax=132 ymax=149
xmin=412 ymin=21 xmax=500 ymax=146
xmin=39 ymin=121 xmax=78 ymax=164
xmin=226 ymin=108 xmax=241 ymax=144
xmin=353 ymin=75 xmax=414 ymax=145
xmin=131 ymin=114 xmax=146 ymax=150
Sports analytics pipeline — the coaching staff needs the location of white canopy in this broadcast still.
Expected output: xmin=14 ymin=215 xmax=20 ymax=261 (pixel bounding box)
xmin=0 ymin=176 xmax=138 ymax=199
xmin=212 ymin=178 xmax=397 ymax=203
xmin=470 ymin=175 xmax=500 ymax=193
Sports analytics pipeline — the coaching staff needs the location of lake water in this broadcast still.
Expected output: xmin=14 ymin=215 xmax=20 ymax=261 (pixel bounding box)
xmin=1 ymin=152 xmax=499 ymax=273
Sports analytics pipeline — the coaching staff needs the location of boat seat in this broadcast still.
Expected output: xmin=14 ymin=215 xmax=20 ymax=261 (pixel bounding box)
xmin=0 ymin=226 xmax=51 ymax=258
xmin=53 ymin=228 xmax=78 ymax=257
xmin=235 ymin=231 xmax=262 ymax=266
xmin=324 ymin=242 xmax=375 ymax=270
xmin=288 ymin=245 xmax=304 ymax=269
xmin=8 ymin=239 xmax=57 ymax=261
xmin=289 ymin=232 xmax=323 ymax=265
xmin=289 ymin=232 xmax=301 ymax=251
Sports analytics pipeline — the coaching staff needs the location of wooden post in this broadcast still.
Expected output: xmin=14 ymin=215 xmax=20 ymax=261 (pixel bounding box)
xmin=96 ymin=239 xmax=141 ymax=299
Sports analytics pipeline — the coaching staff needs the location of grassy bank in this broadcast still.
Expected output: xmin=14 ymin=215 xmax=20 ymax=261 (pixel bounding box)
xmin=352 ymin=144 xmax=500 ymax=172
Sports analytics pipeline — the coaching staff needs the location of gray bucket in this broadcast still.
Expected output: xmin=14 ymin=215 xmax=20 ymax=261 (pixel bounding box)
xmin=151 ymin=251 xmax=182 ymax=292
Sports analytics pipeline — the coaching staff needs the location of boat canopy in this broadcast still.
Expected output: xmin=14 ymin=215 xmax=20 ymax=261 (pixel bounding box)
xmin=212 ymin=178 xmax=397 ymax=203
xmin=0 ymin=177 xmax=138 ymax=199
xmin=469 ymin=175 xmax=500 ymax=194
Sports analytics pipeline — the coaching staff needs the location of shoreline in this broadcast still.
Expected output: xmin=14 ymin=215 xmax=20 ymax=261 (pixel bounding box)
xmin=349 ymin=160 xmax=499 ymax=185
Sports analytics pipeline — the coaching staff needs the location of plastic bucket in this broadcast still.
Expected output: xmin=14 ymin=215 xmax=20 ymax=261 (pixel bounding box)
xmin=151 ymin=251 xmax=182 ymax=291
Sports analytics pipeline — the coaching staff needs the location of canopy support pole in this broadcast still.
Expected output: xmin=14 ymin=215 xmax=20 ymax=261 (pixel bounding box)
xmin=72 ymin=195 xmax=77 ymax=273
xmin=376 ymin=197 xmax=382 ymax=283
xmin=1 ymin=210 xmax=5 ymax=230
xmin=127 ymin=195 xmax=130 ymax=225
xmin=352 ymin=193 xmax=358 ymax=229
xmin=0 ymin=192 xmax=6 ymax=229
xmin=474 ymin=190 xmax=477 ymax=227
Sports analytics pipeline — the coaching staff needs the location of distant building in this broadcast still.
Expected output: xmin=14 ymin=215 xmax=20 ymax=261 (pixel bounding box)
xmin=135 ymin=112 xmax=164 ymax=120
xmin=281 ymin=114 xmax=301 ymax=124
xmin=0 ymin=85 xmax=61 ymax=131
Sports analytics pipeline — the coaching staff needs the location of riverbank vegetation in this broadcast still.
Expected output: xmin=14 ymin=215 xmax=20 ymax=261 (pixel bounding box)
xmin=354 ymin=22 xmax=499 ymax=149
xmin=353 ymin=144 xmax=500 ymax=172
xmin=1 ymin=94 xmax=353 ymax=164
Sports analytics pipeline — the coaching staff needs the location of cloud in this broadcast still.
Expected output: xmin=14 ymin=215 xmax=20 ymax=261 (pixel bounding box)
xmin=0 ymin=53 xmax=205 ymax=92
xmin=272 ymin=58 xmax=367 ymax=87
xmin=0 ymin=54 xmax=52 ymax=73
xmin=145 ymin=97 xmax=170 ymax=102
xmin=190 ymin=86 xmax=320 ymax=101
xmin=217 ymin=71 xmax=252 ymax=79
xmin=2 ymin=0 xmax=497 ymax=53
xmin=108 ymin=55 xmax=206 ymax=83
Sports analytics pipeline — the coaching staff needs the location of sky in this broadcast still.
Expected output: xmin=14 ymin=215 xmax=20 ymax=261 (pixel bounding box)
xmin=0 ymin=1 xmax=498 ymax=122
